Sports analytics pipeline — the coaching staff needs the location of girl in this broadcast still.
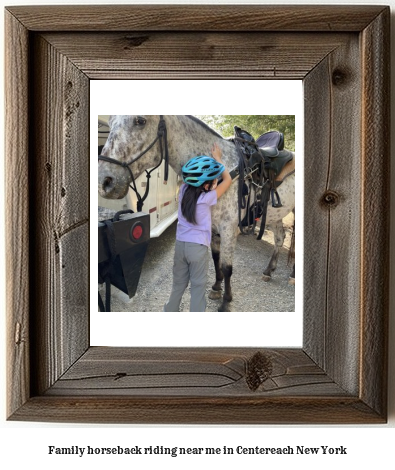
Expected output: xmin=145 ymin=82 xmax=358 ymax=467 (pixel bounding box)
xmin=164 ymin=143 xmax=232 ymax=312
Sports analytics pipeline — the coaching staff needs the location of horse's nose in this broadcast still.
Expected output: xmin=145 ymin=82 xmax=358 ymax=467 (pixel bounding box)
xmin=102 ymin=176 xmax=114 ymax=194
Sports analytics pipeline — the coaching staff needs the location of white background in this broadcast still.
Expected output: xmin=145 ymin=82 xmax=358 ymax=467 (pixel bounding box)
xmin=91 ymin=80 xmax=304 ymax=347
xmin=1 ymin=1 xmax=394 ymax=469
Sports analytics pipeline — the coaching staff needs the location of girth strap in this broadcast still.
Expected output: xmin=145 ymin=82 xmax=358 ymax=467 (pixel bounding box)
xmin=257 ymin=182 xmax=270 ymax=240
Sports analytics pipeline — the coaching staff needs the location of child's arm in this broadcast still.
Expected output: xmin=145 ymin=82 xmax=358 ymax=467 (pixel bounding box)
xmin=211 ymin=143 xmax=232 ymax=199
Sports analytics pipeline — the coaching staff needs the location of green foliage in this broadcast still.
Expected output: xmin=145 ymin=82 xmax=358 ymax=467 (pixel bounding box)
xmin=195 ymin=115 xmax=295 ymax=151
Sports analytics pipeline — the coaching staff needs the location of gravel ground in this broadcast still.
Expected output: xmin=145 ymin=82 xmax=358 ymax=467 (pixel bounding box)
xmin=99 ymin=217 xmax=295 ymax=313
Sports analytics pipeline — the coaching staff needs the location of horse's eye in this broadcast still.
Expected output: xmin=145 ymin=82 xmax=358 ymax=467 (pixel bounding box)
xmin=135 ymin=116 xmax=146 ymax=126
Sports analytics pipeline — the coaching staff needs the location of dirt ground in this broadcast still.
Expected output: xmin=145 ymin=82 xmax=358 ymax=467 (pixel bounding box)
xmin=99 ymin=214 xmax=295 ymax=313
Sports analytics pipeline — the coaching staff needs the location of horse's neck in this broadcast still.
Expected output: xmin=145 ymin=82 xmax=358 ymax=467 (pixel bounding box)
xmin=167 ymin=116 xmax=238 ymax=174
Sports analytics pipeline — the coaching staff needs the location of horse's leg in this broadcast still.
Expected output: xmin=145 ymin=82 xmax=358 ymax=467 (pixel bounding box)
xmin=289 ymin=264 xmax=295 ymax=285
xmin=208 ymin=233 xmax=223 ymax=300
xmin=262 ymin=219 xmax=285 ymax=282
xmin=219 ymin=263 xmax=233 ymax=312
xmin=216 ymin=229 xmax=237 ymax=312
xmin=288 ymin=211 xmax=295 ymax=285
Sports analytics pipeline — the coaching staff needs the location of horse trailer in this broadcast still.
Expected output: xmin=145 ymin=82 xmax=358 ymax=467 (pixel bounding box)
xmin=98 ymin=115 xmax=179 ymax=237
xmin=98 ymin=115 xmax=180 ymax=311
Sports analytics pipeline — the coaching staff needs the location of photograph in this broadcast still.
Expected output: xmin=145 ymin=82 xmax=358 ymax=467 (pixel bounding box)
xmin=1 ymin=2 xmax=393 ymax=470
xmin=97 ymin=114 xmax=296 ymax=313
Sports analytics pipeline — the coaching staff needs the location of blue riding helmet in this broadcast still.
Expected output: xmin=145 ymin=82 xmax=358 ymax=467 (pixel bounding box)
xmin=182 ymin=155 xmax=225 ymax=187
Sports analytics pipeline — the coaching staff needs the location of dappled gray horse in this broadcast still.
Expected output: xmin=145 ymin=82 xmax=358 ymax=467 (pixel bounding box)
xmin=98 ymin=115 xmax=295 ymax=311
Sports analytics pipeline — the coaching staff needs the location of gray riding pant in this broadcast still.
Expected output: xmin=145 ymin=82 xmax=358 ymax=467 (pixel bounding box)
xmin=164 ymin=241 xmax=209 ymax=312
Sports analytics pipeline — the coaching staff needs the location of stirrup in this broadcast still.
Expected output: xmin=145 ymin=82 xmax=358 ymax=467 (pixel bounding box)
xmin=271 ymin=189 xmax=282 ymax=208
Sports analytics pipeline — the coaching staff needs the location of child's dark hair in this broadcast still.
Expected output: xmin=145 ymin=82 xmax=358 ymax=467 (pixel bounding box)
xmin=181 ymin=182 xmax=214 ymax=224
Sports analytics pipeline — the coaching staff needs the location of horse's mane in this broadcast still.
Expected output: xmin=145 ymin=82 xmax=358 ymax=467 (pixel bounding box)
xmin=186 ymin=115 xmax=224 ymax=140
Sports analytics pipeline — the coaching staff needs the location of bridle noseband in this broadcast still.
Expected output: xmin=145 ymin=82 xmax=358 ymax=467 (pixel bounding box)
xmin=98 ymin=115 xmax=169 ymax=211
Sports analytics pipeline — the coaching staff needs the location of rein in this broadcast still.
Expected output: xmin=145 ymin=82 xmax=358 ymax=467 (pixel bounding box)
xmin=98 ymin=115 xmax=169 ymax=211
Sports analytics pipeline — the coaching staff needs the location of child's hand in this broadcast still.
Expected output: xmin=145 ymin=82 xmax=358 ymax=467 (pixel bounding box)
xmin=211 ymin=143 xmax=222 ymax=162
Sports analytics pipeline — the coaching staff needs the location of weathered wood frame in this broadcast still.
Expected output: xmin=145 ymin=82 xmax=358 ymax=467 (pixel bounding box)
xmin=5 ymin=5 xmax=390 ymax=424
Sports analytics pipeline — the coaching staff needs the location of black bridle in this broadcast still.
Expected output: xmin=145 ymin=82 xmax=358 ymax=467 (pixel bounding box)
xmin=98 ymin=115 xmax=169 ymax=212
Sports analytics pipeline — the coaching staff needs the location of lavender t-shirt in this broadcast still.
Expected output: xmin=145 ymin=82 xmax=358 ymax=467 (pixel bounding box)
xmin=176 ymin=184 xmax=218 ymax=247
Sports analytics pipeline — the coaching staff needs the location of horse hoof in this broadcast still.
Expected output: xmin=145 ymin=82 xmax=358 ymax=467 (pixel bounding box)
xmin=262 ymin=274 xmax=272 ymax=282
xmin=218 ymin=303 xmax=231 ymax=312
xmin=288 ymin=277 xmax=295 ymax=286
xmin=209 ymin=289 xmax=222 ymax=300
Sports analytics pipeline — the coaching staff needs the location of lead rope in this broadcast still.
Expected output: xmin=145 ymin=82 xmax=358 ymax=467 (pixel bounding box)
xmin=129 ymin=135 xmax=165 ymax=211
xmin=159 ymin=116 xmax=169 ymax=182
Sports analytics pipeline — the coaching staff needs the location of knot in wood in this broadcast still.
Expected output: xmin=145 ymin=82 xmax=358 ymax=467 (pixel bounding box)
xmin=321 ymin=190 xmax=340 ymax=208
xmin=246 ymin=351 xmax=273 ymax=391
xmin=332 ymin=68 xmax=349 ymax=87
xmin=123 ymin=35 xmax=149 ymax=49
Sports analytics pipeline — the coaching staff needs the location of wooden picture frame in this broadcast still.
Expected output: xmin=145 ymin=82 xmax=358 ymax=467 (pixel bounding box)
xmin=5 ymin=5 xmax=390 ymax=424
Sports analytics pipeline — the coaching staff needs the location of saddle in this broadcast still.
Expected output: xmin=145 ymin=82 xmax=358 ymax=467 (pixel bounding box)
xmin=255 ymin=130 xmax=294 ymax=178
xmin=233 ymin=126 xmax=294 ymax=239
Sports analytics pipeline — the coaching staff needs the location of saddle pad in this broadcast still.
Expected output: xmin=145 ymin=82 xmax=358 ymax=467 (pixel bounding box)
xmin=275 ymin=157 xmax=295 ymax=182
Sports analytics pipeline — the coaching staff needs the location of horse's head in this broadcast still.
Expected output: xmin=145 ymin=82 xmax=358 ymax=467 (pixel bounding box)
xmin=98 ymin=115 xmax=163 ymax=199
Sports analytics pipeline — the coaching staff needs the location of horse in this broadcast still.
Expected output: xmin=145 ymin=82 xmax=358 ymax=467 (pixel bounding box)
xmin=98 ymin=115 xmax=295 ymax=312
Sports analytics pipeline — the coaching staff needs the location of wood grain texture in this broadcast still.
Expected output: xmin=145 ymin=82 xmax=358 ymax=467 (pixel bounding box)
xmin=9 ymin=395 xmax=383 ymax=425
xmin=5 ymin=5 xmax=386 ymax=32
xmin=303 ymin=56 xmax=331 ymax=370
xmin=5 ymin=5 xmax=390 ymax=424
xmin=11 ymin=348 xmax=384 ymax=424
xmin=325 ymin=37 xmax=362 ymax=394
xmin=304 ymin=35 xmax=362 ymax=395
xmin=46 ymin=347 xmax=345 ymax=397
xmin=42 ymin=32 xmax=351 ymax=80
xmin=5 ymin=10 xmax=31 ymax=418
xmin=360 ymin=9 xmax=390 ymax=418
xmin=29 ymin=35 xmax=90 ymax=395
